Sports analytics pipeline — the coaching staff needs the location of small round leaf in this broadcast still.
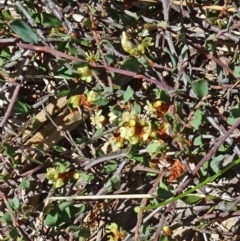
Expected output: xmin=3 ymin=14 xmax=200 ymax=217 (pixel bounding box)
xmin=192 ymin=79 xmax=208 ymax=99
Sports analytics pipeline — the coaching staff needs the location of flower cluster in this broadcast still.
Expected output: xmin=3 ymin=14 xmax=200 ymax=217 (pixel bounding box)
xmin=111 ymin=100 xmax=171 ymax=147
xmin=120 ymin=31 xmax=154 ymax=56
xmin=90 ymin=109 xmax=106 ymax=129
xmin=46 ymin=167 xmax=79 ymax=188
xmin=114 ymin=111 xmax=157 ymax=147
xmin=68 ymin=90 xmax=99 ymax=110
xmin=77 ymin=66 xmax=93 ymax=83
xmin=106 ymin=223 xmax=126 ymax=241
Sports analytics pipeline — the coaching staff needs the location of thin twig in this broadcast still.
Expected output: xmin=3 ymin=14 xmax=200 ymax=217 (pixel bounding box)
xmin=0 ymin=51 xmax=33 ymax=129
xmin=48 ymin=194 xmax=154 ymax=201
xmin=14 ymin=43 xmax=174 ymax=91
xmin=83 ymin=149 xmax=128 ymax=170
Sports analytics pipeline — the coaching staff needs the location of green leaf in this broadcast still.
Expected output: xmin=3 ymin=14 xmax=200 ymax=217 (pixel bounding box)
xmin=44 ymin=212 xmax=58 ymax=226
xmin=0 ymin=58 xmax=4 ymax=66
xmin=177 ymin=32 xmax=186 ymax=42
xmin=137 ymin=55 xmax=149 ymax=67
xmin=92 ymin=128 xmax=104 ymax=138
xmin=164 ymin=47 xmax=177 ymax=67
xmin=102 ymin=87 xmax=114 ymax=94
xmin=157 ymin=21 xmax=167 ymax=29
xmin=110 ymin=105 xmax=123 ymax=118
xmin=81 ymin=40 xmax=89 ymax=46
xmin=101 ymin=160 xmax=118 ymax=174
xmin=2 ymin=10 xmax=14 ymax=20
xmin=84 ymin=18 xmax=91 ymax=29
xmin=190 ymin=109 xmax=202 ymax=130
xmin=192 ymin=79 xmax=208 ymax=99
xmin=134 ymin=206 xmax=141 ymax=214
xmin=157 ymin=181 xmax=173 ymax=200
xmin=59 ymin=201 xmax=73 ymax=211
xmin=41 ymin=12 xmax=62 ymax=28
xmin=193 ymin=135 xmax=202 ymax=146
xmin=227 ymin=103 xmax=240 ymax=125
xmin=0 ymin=212 xmax=12 ymax=224
xmin=9 ymin=227 xmax=18 ymax=239
xmin=205 ymin=194 xmax=218 ymax=201
xmin=94 ymin=96 xmax=109 ymax=106
xmin=181 ymin=194 xmax=204 ymax=204
xmin=1 ymin=48 xmax=10 ymax=58
xmin=210 ymin=155 xmax=224 ymax=173
xmin=160 ymin=235 xmax=169 ymax=241
xmin=77 ymin=204 xmax=86 ymax=215
xmin=1 ymin=173 xmax=10 ymax=182
xmin=159 ymin=180 xmax=169 ymax=191
xmin=123 ymin=86 xmax=134 ymax=104
xmin=194 ymin=109 xmax=202 ymax=120
xmin=9 ymin=19 xmax=38 ymax=43
xmin=2 ymin=143 xmax=17 ymax=160
xmin=146 ymin=142 xmax=162 ymax=153
xmin=79 ymin=172 xmax=92 ymax=182
xmin=19 ymin=179 xmax=30 ymax=189
xmin=180 ymin=44 xmax=189 ymax=58
xmin=57 ymin=89 xmax=70 ymax=98
xmin=154 ymin=89 xmax=171 ymax=103
xmin=218 ymin=144 xmax=229 ymax=152
xmin=67 ymin=225 xmax=81 ymax=231
xmin=127 ymin=144 xmax=138 ymax=158
xmin=53 ymin=145 xmax=64 ymax=153
xmin=206 ymin=40 xmax=217 ymax=54
xmin=131 ymin=12 xmax=139 ymax=20
xmin=13 ymin=101 xmax=31 ymax=114
xmin=191 ymin=119 xmax=201 ymax=130
xmin=130 ymin=153 xmax=149 ymax=163
xmin=133 ymin=101 xmax=141 ymax=115
xmin=57 ymin=66 xmax=73 ymax=79
xmin=66 ymin=40 xmax=78 ymax=56
xmin=54 ymin=160 xmax=70 ymax=173
xmin=74 ymin=227 xmax=90 ymax=239
xmin=120 ymin=57 xmax=140 ymax=72
xmin=234 ymin=65 xmax=240 ymax=78
xmin=8 ymin=197 xmax=20 ymax=211
xmin=105 ymin=54 xmax=116 ymax=65
xmin=31 ymin=12 xmax=41 ymax=24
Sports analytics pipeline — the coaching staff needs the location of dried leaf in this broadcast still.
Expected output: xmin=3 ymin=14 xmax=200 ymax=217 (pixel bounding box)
xmin=168 ymin=159 xmax=186 ymax=182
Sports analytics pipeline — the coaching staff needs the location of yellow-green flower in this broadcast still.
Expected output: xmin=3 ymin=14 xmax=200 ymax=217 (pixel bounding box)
xmin=85 ymin=51 xmax=99 ymax=63
xmin=119 ymin=111 xmax=137 ymax=126
xmin=68 ymin=95 xmax=80 ymax=109
xmin=54 ymin=178 xmax=64 ymax=188
xmin=77 ymin=66 xmax=93 ymax=83
xmin=90 ymin=110 xmax=106 ymax=128
xmin=129 ymin=135 xmax=139 ymax=145
xmin=142 ymin=122 xmax=152 ymax=141
xmin=142 ymin=37 xmax=154 ymax=47
xmin=46 ymin=167 xmax=59 ymax=182
xmin=86 ymin=90 xmax=99 ymax=102
xmin=144 ymin=100 xmax=157 ymax=114
xmin=119 ymin=126 xmax=135 ymax=140
xmin=121 ymin=31 xmax=134 ymax=53
xmin=108 ymin=112 xmax=118 ymax=123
